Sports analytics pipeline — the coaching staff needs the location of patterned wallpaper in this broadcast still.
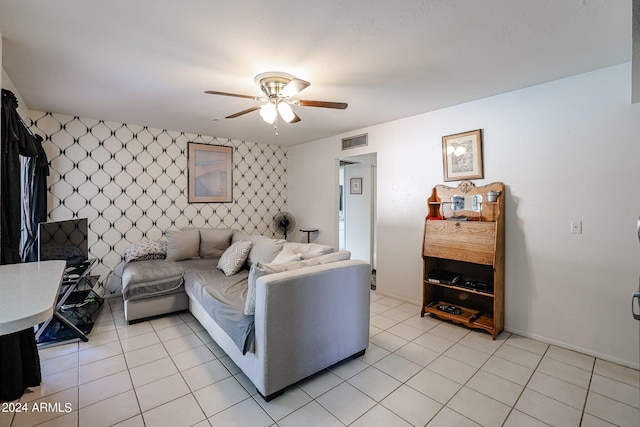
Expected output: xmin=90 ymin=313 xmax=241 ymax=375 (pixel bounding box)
xmin=26 ymin=111 xmax=288 ymax=282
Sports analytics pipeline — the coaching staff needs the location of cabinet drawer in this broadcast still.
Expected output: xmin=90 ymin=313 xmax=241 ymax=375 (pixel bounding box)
xmin=423 ymin=221 xmax=496 ymax=265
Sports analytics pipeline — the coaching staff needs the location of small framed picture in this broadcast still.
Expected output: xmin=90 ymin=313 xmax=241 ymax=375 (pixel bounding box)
xmin=188 ymin=143 xmax=233 ymax=203
xmin=350 ymin=178 xmax=362 ymax=194
xmin=442 ymin=129 xmax=484 ymax=181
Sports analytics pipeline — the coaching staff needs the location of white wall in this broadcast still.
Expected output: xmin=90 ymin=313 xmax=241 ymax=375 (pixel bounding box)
xmin=289 ymin=63 xmax=640 ymax=368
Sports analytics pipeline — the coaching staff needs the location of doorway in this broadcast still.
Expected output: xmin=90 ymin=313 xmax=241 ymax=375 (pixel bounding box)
xmin=338 ymin=153 xmax=377 ymax=274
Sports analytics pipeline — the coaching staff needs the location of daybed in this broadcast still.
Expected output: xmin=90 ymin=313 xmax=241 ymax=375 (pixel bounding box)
xmin=116 ymin=228 xmax=371 ymax=400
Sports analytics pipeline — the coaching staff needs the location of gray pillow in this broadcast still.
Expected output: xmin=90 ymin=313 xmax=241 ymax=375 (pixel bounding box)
xmin=166 ymin=229 xmax=200 ymax=261
xmin=199 ymin=228 xmax=235 ymax=258
xmin=217 ymin=240 xmax=253 ymax=276
xmin=232 ymin=232 xmax=286 ymax=266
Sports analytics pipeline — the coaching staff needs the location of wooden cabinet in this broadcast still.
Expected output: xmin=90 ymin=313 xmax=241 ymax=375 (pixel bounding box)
xmin=421 ymin=180 xmax=505 ymax=339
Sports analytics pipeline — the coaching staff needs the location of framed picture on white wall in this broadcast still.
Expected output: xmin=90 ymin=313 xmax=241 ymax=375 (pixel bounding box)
xmin=442 ymin=129 xmax=484 ymax=181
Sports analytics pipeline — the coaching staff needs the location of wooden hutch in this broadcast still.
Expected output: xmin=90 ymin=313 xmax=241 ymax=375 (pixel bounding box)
xmin=421 ymin=180 xmax=505 ymax=339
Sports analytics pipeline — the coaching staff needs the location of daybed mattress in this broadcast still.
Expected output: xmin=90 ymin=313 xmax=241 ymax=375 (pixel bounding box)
xmin=122 ymin=259 xmax=184 ymax=301
xmin=180 ymin=259 xmax=255 ymax=354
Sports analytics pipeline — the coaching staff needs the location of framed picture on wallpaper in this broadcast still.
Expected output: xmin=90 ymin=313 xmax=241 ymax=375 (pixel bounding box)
xmin=188 ymin=143 xmax=233 ymax=203
xmin=442 ymin=129 xmax=484 ymax=181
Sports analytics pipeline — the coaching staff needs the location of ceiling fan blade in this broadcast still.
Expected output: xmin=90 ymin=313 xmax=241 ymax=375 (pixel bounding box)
xmin=225 ymin=105 xmax=260 ymax=119
xmin=280 ymin=78 xmax=310 ymax=97
xmin=205 ymin=90 xmax=265 ymax=101
xmin=295 ymin=99 xmax=348 ymax=109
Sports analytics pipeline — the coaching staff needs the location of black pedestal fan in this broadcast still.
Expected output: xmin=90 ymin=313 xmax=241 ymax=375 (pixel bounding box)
xmin=274 ymin=212 xmax=296 ymax=241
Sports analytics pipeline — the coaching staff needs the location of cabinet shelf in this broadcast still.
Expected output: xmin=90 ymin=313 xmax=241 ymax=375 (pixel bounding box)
xmin=421 ymin=181 xmax=505 ymax=339
xmin=424 ymin=280 xmax=494 ymax=297
xmin=423 ymin=301 xmax=494 ymax=333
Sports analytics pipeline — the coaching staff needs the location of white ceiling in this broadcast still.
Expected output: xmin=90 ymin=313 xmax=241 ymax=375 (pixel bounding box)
xmin=0 ymin=0 xmax=632 ymax=147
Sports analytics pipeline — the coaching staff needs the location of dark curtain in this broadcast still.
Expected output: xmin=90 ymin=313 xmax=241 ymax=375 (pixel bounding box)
xmin=1 ymin=89 xmax=38 ymax=264
xmin=0 ymin=89 xmax=43 ymax=402
xmin=0 ymin=330 xmax=42 ymax=401
xmin=21 ymin=134 xmax=49 ymax=262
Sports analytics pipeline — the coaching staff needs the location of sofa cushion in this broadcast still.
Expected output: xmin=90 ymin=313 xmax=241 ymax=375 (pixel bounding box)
xmin=283 ymin=242 xmax=334 ymax=259
xmin=166 ymin=229 xmax=200 ymax=261
xmin=124 ymin=240 xmax=167 ymax=263
xmin=217 ymin=240 xmax=253 ymax=276
xmin=122 ymin=259 xmax=184 ymax=301
xmin=182 ymin=260 xmax=253 ymax=354
xmin=232 ymin=232 xmax=286 ymax=266
xmin=199 ymin=228 xmax=235 ymax=258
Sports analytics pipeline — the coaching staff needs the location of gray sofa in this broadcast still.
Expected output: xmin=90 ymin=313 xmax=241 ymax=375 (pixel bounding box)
xmin=117 ymin=228 xmax=371 ymax=400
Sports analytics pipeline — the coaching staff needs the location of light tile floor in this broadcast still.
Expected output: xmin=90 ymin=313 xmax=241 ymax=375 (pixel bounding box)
xmin=2 ymin=292 xmax=639 ymax=427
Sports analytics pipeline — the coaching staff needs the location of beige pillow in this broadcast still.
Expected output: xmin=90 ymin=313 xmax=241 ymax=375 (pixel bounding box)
xmin=308 ymin=250 xmax=351 ymax=264
xmin=166 ymin=229 xmax=200 ymax=261
xmin=217 ymin=240 xmax=253 ymax=276
xmin=271 ymin=246 xmax=303 ymax=264
xmin=282 ymin=242 xmax=334 ymax=259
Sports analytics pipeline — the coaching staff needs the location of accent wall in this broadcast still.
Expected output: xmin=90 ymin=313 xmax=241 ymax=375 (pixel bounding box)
xmin=22 ymin=111 xmax=288 ymax=282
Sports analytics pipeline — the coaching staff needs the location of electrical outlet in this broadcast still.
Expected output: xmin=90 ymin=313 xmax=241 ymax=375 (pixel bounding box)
xmin=570 ymin=220 xmax=582 ymax=234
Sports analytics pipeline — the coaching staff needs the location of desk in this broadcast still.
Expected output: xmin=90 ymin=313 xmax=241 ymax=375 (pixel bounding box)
xmin=0 ymin=261 xmax=66 ymax=335
xmin=0 ymin=261 xmax=66 ymax=401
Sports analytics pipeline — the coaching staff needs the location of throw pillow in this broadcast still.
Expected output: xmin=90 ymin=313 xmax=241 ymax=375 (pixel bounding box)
xmin=217 ymin=240 xmax=253 ymax=276
xmin=166 ymin=229 xmax=200 ymax=261
xmin=271 ymin=246 xmax=303 ymax=264
xmin=123 ymin=240 xmax=167 ymax=263
xmin=307 ymin=250 xmax=351 ymax=264
xmin=232 ymin=232 xmax=286 ymax=266
xmin=198 ymin=228 xmax=235 ymax=258
xmin=282 ymin=242 xmax=334 ymax=259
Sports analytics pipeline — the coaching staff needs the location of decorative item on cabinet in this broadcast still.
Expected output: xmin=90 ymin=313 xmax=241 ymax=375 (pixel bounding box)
xmin=421 ymin=180 xmax=505 ymax=339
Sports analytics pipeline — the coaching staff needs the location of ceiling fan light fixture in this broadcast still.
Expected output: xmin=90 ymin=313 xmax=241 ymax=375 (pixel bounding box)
xmin=277 ymin=102 xmax=296 ymax=123
xmin=280 ymin=78 xmax=311 ymax=98
xmin=260 ymin=102 xmax=277 ymax=124
xmin=205 ymin=71 xmax=347 ymax=128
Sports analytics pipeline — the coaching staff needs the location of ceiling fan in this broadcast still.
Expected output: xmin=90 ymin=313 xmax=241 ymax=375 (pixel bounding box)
xmin=205 ymin=72 xmax=348 ymax=126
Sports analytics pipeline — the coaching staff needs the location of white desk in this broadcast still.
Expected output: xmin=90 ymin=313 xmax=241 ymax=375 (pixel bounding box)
xmin=0 ymin=260 xmax=66 ymax=335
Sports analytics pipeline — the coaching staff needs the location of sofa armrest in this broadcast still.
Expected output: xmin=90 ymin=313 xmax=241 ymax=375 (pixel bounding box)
xmin=253 ymin=259 xmax=370 ymax=395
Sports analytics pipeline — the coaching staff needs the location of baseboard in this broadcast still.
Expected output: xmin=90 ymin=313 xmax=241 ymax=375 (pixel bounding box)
xmin=505 ymin=326 xmax=640 ymax=371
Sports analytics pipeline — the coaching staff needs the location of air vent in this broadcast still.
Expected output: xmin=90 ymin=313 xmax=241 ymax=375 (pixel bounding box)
xmin=342 ymin=133 xmax=368 ymax=150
